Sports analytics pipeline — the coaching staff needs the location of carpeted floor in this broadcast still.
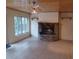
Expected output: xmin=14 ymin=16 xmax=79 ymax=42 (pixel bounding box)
xmin=6 ymin=37 xmax=73 ymax=59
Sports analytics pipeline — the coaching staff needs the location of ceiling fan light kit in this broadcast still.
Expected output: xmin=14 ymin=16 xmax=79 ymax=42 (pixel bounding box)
xmin=30 ymin=0 xmax=39 ymax=20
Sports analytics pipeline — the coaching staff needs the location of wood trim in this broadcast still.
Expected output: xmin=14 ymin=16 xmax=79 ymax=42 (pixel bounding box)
xmin=59 ymin=11 xmax=73 ymax=13
xmin=59 ymin=12 xmax=62 ymax=40
xmin=38 ymin=22 xmax=59 ymax=24
xmin=38 ymin=11 xmax=73 ymax=13
xmin=6 ymin=7 xmax=72 ymax=13
xmin=58 ymin=12 xmax=60 ymax=40
xmin=61 ymin=17 xmax=72 ymax=19
xmin=6 ymin=7 xmax=31 ymax=14
xmin=39 ymin=11 xmax=59 ymax=13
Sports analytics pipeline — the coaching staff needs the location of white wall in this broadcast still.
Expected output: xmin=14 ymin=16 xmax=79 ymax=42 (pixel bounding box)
xmin=31 ymin=20 xmax=39 ymax=37
xmin=30 ymin=12 xmax=59 ymax=38
xmin=6 ymin=8 xmax=30 ymax=43
xmin=38 ymin=12 xmax=59 ymax=23
xmin=60 ymin=13 xmax=73 ymax=40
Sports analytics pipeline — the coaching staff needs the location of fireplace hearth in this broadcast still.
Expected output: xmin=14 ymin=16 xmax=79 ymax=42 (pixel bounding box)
xmin=38 ymin=23 xmax=59 ymax=41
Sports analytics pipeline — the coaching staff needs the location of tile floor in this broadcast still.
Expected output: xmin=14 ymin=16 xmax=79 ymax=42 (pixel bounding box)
xmin=6 ymin=37 xmax=73 ymax=59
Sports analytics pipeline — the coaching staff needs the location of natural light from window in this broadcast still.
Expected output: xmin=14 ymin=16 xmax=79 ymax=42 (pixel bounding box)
xmin=14 ymin=16 xmax=29 ymax=36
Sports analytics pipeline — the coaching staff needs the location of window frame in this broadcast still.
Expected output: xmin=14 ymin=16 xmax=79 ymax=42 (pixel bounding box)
xmin=14 ymin=16 xmax=29 ymax=36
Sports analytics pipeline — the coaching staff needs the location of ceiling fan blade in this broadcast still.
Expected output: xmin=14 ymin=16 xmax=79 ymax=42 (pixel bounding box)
xmin=37 ymin=6 xmax=43 ymax=12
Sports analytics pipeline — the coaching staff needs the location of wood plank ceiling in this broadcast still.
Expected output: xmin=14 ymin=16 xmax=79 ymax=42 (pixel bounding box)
xmin=6 ymin=0 xmax=73 ymax=13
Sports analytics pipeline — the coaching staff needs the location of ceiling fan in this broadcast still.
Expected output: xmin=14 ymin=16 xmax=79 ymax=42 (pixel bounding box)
xmin=27 ymin=0 xmax=42 ymax=20
xmin=28 ymin=0 xmax=42 ymax=13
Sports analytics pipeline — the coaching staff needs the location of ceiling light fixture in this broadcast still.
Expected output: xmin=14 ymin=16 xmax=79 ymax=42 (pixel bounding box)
xmin=32 ymin=8 xmax=37 ymax=14
xmin=31 ymin=0 xmax=39 ymax=20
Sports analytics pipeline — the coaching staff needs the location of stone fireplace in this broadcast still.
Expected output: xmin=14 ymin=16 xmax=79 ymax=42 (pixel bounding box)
xmin=38 ymin=23 xmax=59 ymax=41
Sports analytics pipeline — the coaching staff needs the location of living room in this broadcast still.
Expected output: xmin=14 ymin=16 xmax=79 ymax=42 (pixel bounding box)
xmin=6 ymin=0 xmax=73 ymax=59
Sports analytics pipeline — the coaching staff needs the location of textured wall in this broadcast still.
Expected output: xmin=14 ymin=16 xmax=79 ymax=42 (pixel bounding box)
xmin=60 ymin=13 xmax=73 ymax=40
xmin=6 ymin=8 xmax=30 ymax=43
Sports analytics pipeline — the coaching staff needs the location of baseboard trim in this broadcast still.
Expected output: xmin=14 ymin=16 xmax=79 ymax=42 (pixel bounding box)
xmin=12 ymin=36 xmax=31 ymax=44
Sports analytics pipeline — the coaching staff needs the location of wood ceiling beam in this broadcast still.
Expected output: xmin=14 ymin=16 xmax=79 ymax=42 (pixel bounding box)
xmin=7 ymin=7 xmax=30 ymax=14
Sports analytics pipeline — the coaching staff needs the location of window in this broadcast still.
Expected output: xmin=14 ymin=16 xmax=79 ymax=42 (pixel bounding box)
xmin=14 ymin=16 xmax=29 ymax=36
